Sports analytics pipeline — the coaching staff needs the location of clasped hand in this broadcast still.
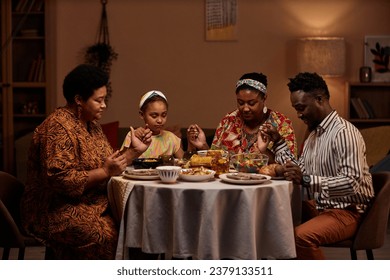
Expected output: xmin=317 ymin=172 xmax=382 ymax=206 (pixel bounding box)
xmin=282 ymin=160 xmax=302 ymax=185
xmin=131 ymin=125 xmax=153 ymax=152
xmin=103 ymin=126 xmax=152 ymax=176
xmin=187 ymin=124 xmax=208 ymax=150
xmin=256 ymin=123 xmax=281 ymax=152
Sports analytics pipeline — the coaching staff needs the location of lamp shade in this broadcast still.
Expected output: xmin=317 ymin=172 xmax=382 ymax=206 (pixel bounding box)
xmin=297 ymin=37 xmax=346 ymax=77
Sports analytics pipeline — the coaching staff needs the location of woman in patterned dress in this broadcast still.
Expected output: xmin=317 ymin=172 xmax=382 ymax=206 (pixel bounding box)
xmin=21 ymin=64 xmax=152 ymax=259
xmin=187 ymin=72 xmax=297 ymax=162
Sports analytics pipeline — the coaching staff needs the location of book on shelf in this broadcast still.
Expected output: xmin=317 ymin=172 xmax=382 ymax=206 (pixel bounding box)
xmin=15 ymin=0 xmax=44 ymax=13
xmin=356 ymin=97 xmax=370 ymax=119
xmin=15 ymin=0 xmax=27 ymax=12
xmin=38 ymin=59 xmax=45 ymax=82
xmin=27 ymin=59 xmax=37 ymax=82
xmin=351 ymin=97 xmax=368 ymax=119
xmin=27 ymin=54 xmax=44 ymax=82
xmin=350 ymin=97 xmax=375 ymax=119
xmin=360 ymin=98 xmax=376 ymax=119
xmin=33 ymin=54 xmax=42 ymax=82
xmin=33 ymin=0 xmax=44 ymax=12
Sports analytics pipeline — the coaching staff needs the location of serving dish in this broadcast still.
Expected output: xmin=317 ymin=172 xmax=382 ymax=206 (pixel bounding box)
xmin=123 ymin=168 xmax=160 ymax=180
xmin=230 ymin=153 xmax=269 ymax=173
xmin=219 ymin=173 xmax=271 ymax=185
xmin=132 ymin=158 xmax=162 ymax=169
xmin=179 ymin=167 xmax=216 ymax=182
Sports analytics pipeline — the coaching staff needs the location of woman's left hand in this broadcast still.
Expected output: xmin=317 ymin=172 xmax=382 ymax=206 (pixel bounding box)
xmin=260 ymin=123 xmax=281 ymax=143
xmin=256 ymin=131 xmax=269 ymax=153
xmin=103 ymin=151 xmax=128 ymax=176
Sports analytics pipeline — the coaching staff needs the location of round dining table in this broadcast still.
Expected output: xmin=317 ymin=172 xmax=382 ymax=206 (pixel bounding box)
xmin=107 ymin=174 xmax=301 ymax=260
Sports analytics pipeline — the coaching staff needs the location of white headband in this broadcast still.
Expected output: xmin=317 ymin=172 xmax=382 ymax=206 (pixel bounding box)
xmin=236 ymin=79 xmax=267 ymax=94
xmin=139 ymin=90 xmax=167 ymax=109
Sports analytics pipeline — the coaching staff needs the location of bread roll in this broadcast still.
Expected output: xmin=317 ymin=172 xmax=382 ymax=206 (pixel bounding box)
xmin=259 ymin=163 xmax=284 ymax=177
xmin=259 ymin=163 xmax=278 ymax=177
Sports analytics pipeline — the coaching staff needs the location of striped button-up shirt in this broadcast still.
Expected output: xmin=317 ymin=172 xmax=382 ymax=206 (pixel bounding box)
xmin=275 ymin=110 xmax=374 ymax=212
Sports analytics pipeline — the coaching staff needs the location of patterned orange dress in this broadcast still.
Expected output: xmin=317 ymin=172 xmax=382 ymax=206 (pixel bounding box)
xmin=21 ymin=107 xmax=118 ymax=259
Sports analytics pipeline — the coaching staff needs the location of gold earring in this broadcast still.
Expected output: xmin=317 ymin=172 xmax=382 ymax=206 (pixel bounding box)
xmin=77 ymin=104 xmax=82 ymax=119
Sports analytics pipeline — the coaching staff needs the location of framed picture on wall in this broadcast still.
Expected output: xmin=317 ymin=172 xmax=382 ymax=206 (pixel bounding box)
xmin=364 ymin=35 xmax=390 ymax=82
xmin=205 ymin=0 xmax=237 ymax=41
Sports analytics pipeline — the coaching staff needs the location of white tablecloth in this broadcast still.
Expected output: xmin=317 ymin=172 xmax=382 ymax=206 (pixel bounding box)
xmin=107 ymin=176 xmax=300 ymax=260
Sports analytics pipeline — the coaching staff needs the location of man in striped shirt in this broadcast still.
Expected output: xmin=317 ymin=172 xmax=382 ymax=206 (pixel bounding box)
xmin=259 ymin=72 xmax=374 ymax=259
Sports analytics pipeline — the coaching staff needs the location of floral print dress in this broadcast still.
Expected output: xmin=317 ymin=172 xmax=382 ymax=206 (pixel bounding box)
xmin=211 ymin=109 xmax=298 ymax=158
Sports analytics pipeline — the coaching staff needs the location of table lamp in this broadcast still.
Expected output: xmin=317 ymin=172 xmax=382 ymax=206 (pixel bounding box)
xmin=297 ymin=37 xmax=346 ymax=77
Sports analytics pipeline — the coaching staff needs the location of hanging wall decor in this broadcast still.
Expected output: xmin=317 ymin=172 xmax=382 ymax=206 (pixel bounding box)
xmin=205 ymin=0 xmax=237 ymax=41
xmin=364 ymin=36 xmax=390 ymax=82
xmin=84 ymin=0 xmax=118 ymax=100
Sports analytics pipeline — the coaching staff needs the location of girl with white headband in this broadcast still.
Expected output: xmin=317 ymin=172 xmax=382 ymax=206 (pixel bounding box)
xmin=121 ymin=90 xmax=184 ymax=159
xmin=187 ymin=72 xmax=297 ymax=162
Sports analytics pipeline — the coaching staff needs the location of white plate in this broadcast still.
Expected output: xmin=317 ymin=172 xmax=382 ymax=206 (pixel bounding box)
xmin=179 ymin=169 xmax=216 ymax=182
xmin=123 ymin=168 xmax=160 ymax=180
xmin=219 ymin=173 xmax=271 ymax=185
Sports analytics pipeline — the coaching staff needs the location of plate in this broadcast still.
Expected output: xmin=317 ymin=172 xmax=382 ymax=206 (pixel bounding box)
xmin=122 ymin=168 xmax=160 ymax=180
xmin=219 ymin=173 xmax=271 ymax=185
xmin=179 ymin=168 xmax=216 ymax=182
xmin=132 ymin=158 xmax=161 ymax=169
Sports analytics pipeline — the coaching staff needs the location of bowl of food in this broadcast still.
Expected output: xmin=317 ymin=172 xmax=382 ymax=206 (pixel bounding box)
xmin=208 ymin=150 xmax=230 ymax=176
xmin=179 ymin=166 xmax=216 ymax=182
xmin=156 ymin=166 xmax=182 ymax=183
xmin=230 ymin=153 xmax=269 ymax=173
xmin=133 ymin=158 xmax=162 ymax=169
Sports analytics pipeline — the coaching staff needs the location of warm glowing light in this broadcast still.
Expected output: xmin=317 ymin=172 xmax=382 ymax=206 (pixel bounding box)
xmin=297 ymin=37 xmax=346 ymax=77
xmin=282 ymin=2 xmax=352 ymax=31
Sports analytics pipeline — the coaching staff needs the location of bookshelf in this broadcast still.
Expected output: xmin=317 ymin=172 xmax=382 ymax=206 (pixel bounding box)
xmin=346 ymin=82 xmax=390 ymax=129
xmin=1 ymin=0 xmax=50 ymax=174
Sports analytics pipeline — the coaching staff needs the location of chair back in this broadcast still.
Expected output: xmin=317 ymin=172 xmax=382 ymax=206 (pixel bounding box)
xmin=353 ymin=171 xmax=390 ymax=250
xmin=0 ymin=171 xmax=26 ymax=247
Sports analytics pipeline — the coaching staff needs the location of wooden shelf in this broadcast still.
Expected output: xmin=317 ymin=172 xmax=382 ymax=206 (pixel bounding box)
xmin=13 ymin=82 xmax=46 ymax=88
xmin=1 ymin=0 xmax=48 ymax=173
xmin=14 ymin=114 xmax=46 ymax=118
xmin=346 ymin=82 xmax=390 ymax=129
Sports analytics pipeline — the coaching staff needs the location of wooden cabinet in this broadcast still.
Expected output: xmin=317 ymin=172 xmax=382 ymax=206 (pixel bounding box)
xmin=1 ymin=0 xmax=50 ymax=174
xmin=346 ymin=82 xmax=390 ymax=129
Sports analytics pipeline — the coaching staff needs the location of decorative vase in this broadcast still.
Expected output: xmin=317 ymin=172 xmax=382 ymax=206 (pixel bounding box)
xmin=360 ymin=67 xmax=372 ymax=83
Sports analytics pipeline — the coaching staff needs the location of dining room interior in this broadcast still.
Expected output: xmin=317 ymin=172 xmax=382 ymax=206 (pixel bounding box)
xmin=1 ymin=0 xmax=390 ymax=261
xmin=2 ymin=0 xmax=390 ymax=176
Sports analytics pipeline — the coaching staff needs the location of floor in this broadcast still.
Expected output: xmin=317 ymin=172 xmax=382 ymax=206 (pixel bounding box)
xmin=2 ymin=222 xmax=390 ymax=260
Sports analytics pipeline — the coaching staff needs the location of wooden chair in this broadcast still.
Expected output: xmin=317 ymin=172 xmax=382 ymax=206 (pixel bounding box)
xmin=0 ymin=171 xmax=46 ymax=259
xmin=324 ymin=171 xmax=390 ymax=259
